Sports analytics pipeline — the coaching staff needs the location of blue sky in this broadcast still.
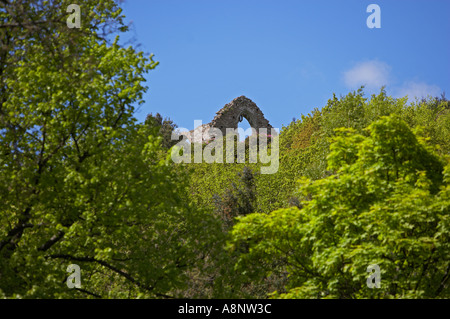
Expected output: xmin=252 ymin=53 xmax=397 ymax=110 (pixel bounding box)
xmin=121 ymin=0 xmax=450 ymax=131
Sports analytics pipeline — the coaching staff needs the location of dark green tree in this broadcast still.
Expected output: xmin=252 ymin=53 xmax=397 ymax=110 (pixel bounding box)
xmin=145 ymin=112 xmax=181 ymax=149
xmin=213 ymin=166 xmax=257 ymax=229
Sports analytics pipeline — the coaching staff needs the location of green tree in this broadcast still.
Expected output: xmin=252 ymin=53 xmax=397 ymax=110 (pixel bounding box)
xmin=213 ymin=166 xmax=257 ymax=229
xmin=0 ymin=0 xmax=220 ymax=298
xmin=145 ymin=113 xmax=180 ymax=149
xmin=229 ymin=115 xmax=450 ymax=298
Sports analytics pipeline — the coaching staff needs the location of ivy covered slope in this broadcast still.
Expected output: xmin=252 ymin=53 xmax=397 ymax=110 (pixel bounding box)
xmin=0 ymin=0 xmax=222 ymax=298
xmin=190 ymin=89 xmax=450 ymax=217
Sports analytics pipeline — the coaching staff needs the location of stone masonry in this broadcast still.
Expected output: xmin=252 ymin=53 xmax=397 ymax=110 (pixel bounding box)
xmin=188 ymin=96 xmax=274 ymax=143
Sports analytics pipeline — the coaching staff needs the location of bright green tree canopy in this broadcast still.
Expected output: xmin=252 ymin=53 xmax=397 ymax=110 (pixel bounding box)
xmin=229 ymin=115 xmax=450 ymax=298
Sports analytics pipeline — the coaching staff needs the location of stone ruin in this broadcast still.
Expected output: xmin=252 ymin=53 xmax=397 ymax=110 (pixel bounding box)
xmin=188 ymin=96 xmax=274 ymax=143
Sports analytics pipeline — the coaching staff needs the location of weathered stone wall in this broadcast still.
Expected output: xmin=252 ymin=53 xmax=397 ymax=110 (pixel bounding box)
xmin=188 ymin=96 xmax=274 ymax=143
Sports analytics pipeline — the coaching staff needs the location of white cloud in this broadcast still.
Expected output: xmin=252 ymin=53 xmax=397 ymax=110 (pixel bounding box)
xmin=395 ymin=81 xmax=441 ymax=101
xmin=342 ymin=60 xmax=442 ymax=101
xmin=343 ymin=60 xmax=391 ymax=90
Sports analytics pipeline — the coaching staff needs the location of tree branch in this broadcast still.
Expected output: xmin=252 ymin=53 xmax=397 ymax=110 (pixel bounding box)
xmin=38 ymin=230 xmax=65 ymax=252
xmin=74 ymin=287 xmax=102 ymax=299
xmin=435 ymin=263 xmax=450 ymax=297
xmin=48 ymin=254 xmax=174 ymax=298
xmin=0 ymin=207 xmax=32 ymax=253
